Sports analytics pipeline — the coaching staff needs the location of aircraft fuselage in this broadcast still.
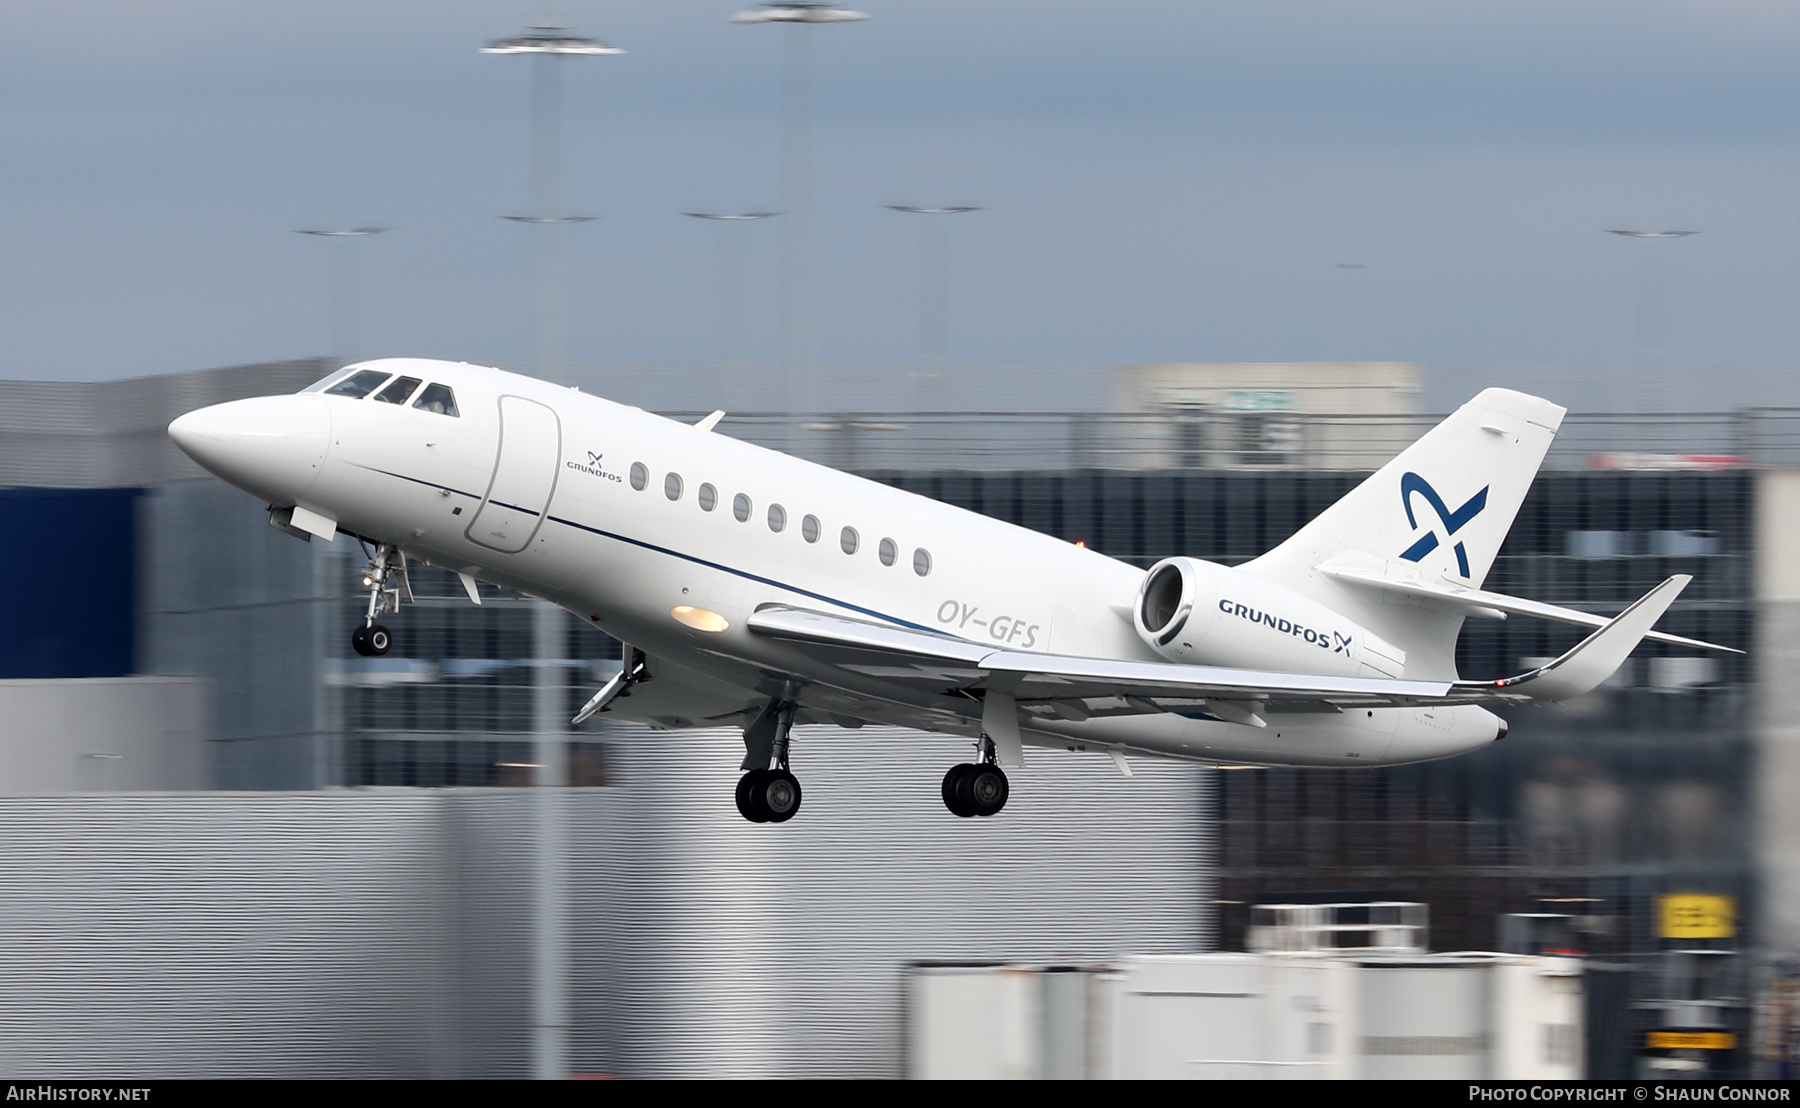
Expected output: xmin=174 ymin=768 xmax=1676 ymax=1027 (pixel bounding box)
xmin=170 ymin=358 xmax=1504 ymax=774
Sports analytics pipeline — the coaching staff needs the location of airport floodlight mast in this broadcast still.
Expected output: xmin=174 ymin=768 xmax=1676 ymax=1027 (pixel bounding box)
xmin=483 ymin=19 xmax=620 ymax=384
xmin=295 ymin=227 xmax=387 ymax=369
xmin=685 ymin=212 xmax=780 ymax=362
xmin=483 ymin=17 xmax=619 ymax=1084
xmin=734 ymin=3 xmax=868 ymax=429
xmin=886 ymin=206 xmax=981 ymax=369
xmin=1603 ymin=228 xmax=1700 ymax=393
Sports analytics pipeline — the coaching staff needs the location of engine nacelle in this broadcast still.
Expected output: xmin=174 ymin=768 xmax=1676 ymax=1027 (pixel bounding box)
xmin=1133 ymin=557 xmax=1407 ymax=678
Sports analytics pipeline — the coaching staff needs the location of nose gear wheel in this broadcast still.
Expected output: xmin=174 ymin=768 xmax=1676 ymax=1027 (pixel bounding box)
xmin=351 ymin=624 xmax=392 ymax=657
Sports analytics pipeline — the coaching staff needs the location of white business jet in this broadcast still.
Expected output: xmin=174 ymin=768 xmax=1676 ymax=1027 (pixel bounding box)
xmin=167 ymin=359 xmax=1735 ymax=823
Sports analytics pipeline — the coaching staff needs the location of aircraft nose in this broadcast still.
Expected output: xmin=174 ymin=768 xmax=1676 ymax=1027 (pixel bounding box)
xmin=169 ymin=394 xmax=331 ymax=504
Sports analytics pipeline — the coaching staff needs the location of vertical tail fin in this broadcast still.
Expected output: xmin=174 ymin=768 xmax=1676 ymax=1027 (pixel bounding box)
xmin=1240 ymin=388 xmax=1566 ymax=679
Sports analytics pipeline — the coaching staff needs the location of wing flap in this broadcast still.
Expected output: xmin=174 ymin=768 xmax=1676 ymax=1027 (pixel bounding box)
xmin=977 ymin=647 xmax=1451 ymax=705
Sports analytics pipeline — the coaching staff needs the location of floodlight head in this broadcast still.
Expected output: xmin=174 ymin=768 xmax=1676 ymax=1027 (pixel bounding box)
xmin=885 ymin=206 xmax=983 ymax=216
xmin=482 ymin=23 xmax=623 ymax=55
xmin=297 ymin=227 xmax=388 ymax=237
xmin=1603 ymin=229 xmax=1699 ymax=239
xmin=733 ymin=3 xmax=870 ymax=23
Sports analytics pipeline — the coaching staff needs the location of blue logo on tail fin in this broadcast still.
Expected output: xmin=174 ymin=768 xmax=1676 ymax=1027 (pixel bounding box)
xmin=1399 ymin=472 xmax=1488 ymax=578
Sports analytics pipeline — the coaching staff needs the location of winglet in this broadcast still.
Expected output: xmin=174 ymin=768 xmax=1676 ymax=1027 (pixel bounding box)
xmin=695 ymin=410 xmax=725 ymax=432
xmin=1493 ymin=575 xmax=1691 ymax=701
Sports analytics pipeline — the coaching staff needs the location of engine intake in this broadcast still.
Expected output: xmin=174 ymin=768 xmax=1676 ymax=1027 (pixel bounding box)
xmin=1139 ymin=561 xmax=1193 ymax=646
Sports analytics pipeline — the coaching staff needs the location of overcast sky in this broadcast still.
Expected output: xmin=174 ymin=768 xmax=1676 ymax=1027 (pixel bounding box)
xmin=3 ymin=1 xmax=1799 ymax=407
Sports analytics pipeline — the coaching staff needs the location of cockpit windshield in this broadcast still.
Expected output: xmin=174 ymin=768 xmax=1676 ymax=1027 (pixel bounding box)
xmin=301 ymin=368 xmax=356 ymax=393
xmin=323 ymin=370 xmax=395 ymax=399
xmin=373 ymin=376 xmax=423 ymax=405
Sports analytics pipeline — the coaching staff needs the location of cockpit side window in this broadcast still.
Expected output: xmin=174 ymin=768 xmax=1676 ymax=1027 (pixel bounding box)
xmin=413 ymin=383 xmax=460 ymax=417
xmin=373 ymin=376 xmax=423 ymax=405
xmin=324 ymin=370 xmax=394 ymax=399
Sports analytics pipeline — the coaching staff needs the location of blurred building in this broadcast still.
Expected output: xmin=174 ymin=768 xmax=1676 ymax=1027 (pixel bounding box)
xmin=0 ymin=356 xmax=1792 ymax=1076
xmin=1110 ymin=361 xmax=1422 ymax=470
xmin=905 ymin=948 xmax=1584 ymax=1080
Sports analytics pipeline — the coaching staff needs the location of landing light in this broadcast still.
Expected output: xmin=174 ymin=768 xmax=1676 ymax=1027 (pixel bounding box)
xmin=671 ymin=606 xmax=730 ymax=633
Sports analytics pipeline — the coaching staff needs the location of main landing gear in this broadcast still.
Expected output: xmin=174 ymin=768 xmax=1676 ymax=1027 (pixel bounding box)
xmin=942 ymin=735 xmax=1010 ymax=818
xmin=736 ymin=699 xmax=802 ymax=824
xmin=350 ymin=541 xmax=409 ymax=657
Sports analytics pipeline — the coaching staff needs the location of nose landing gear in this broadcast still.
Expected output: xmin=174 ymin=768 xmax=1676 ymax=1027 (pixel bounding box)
xmin=350 ymin=542 xmax=410 ymax=657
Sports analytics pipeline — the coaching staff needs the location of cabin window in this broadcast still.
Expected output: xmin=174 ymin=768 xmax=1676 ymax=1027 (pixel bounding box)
xmin=665 ymin=473 xmax=684 ymax=501
xmin=913 ymin=548 xmax=932 ymax=577
xmin=413 ymin=383 xmax=459 ymax=417
xmin=373 ymin=376 xmax=423 ymax=405
xmin=324 ymin=369 xmax=393 ymax=399
xmin=630 ymin=463 xmax=648 ymax=491
xmin=698 ymin=483 xmax=717 ymax=512
xmin=840 ymin=526 xmax=860 ymax=555
xmin=802 ymin=514 xmax=821 ymax=543
xmin=733 ymin=493 xmax=752 ymax=522
xmin=768 ymin=504 xmax=787 ymax=532
xmin=879 ymin=537 xmax=897 ymax=566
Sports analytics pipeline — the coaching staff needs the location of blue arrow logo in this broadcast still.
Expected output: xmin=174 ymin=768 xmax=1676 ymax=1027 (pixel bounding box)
xmin=1398 ymin=472 xmax=1488 ymax=578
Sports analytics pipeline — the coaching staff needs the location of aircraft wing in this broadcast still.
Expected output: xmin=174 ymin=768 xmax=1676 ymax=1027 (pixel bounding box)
xmin=747 ymin=575 xmax=1698 ymax=723
xmin=746 ymin=604 xmax=1457 ymax=722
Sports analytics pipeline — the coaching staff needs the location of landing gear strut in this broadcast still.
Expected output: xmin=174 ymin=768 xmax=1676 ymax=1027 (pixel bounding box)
xmin=736 ymin=699 xmax=802 ymax=824
xmin=942 ymin=734 xmax=1010 ymax=818
xmin=350 ymin=542 xmax=409 ymax=657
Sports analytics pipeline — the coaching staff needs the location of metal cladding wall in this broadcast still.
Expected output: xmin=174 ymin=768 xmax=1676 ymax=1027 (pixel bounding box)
xmin=0 ymin=488 xmax=140 ymax=678
xmin=0 ymin=730 xmax=1209 ymax=1078
xmin=576 ymin=726 xmax=1212 ymax=1079
xmin=0 ymin=793 xmax=454 ymax=1077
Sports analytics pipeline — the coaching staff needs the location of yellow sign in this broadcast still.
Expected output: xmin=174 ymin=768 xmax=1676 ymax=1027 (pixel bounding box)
xmin=1647 ymin=1031 xmax=1736 ymax=1051
xmin=1660 ymin=894 xmax=1736 ymax=940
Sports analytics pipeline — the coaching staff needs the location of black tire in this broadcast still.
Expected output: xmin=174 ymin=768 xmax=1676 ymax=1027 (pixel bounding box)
xmin=735 ymin=771 xmax=764 ymax=822
xmin=367 ymin=625 xmax=393 ymax=656
xmin=350 ymin=625 xmax=372 ymax=657
xmin=962 ymin=764 xmax=1009 ymax=817
xmin=757 ymin=769 xmax=803 ymax=823
xmin=942 ymin=764 xmax=975 ymax=817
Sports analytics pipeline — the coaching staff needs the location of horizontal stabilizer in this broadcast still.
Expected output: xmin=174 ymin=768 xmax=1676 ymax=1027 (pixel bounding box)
xmin=1471 ymin=575 xmax=1692 ymax=702
xmin=1321 ymin=561 xmax=1740 ymax=654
